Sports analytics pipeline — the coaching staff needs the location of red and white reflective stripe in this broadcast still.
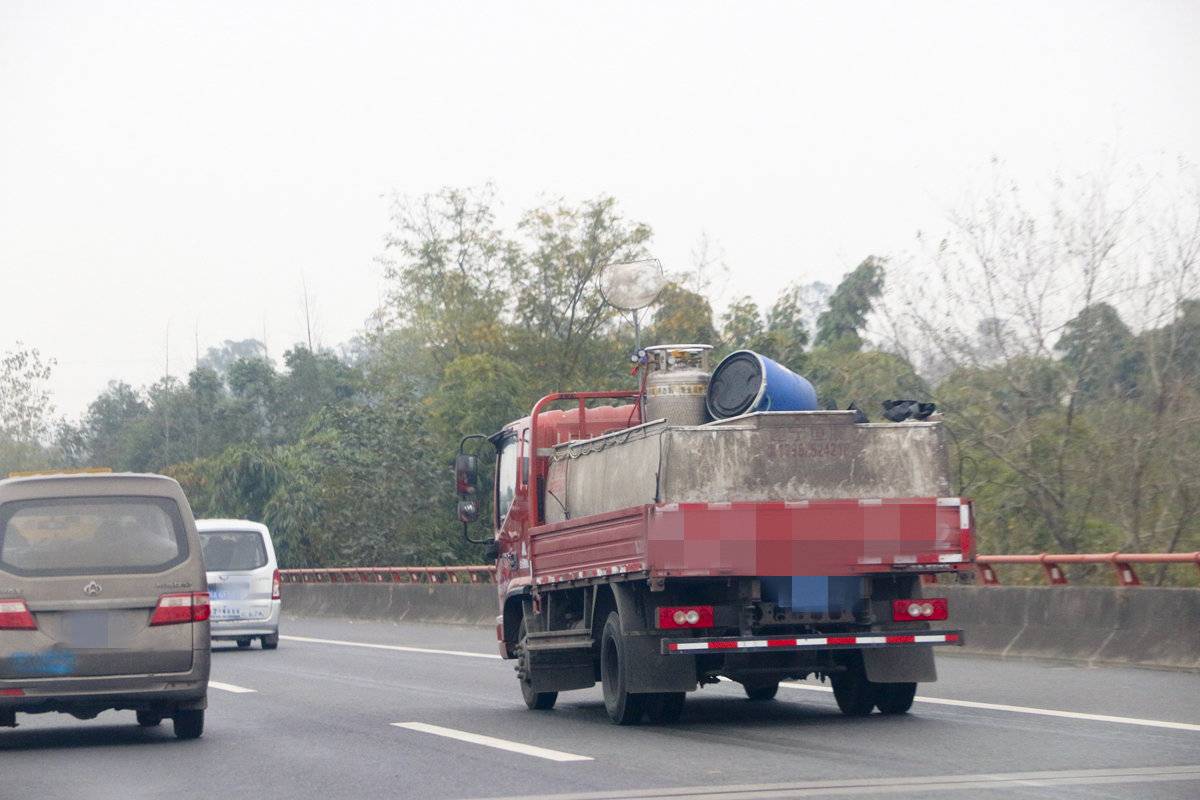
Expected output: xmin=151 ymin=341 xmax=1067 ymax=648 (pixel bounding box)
xmin=858 ymin=553 xmax=965 ymax=565
xmin=667 ymin=632 xmax=960 ymax=652
xmin=535 ymin=561 xmax=646 ymax=585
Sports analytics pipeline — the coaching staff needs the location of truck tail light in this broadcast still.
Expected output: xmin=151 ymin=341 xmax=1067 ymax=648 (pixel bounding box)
xmin=657 ymin=605 xmax=714 ymax=629
xmin=892 ymin=598 xmax=948 ymax=621
xmin=0 ymin=599 xmax=36 ymax=630
xmin=272 ymin=569 xmax=282 ymax=600
xmin=150 ymin=592 xmax=211 ymax=626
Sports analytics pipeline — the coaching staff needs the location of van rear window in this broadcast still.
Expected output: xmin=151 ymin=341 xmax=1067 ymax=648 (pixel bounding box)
xmin=199 ymin=530 xmax=268 ymax=572
xmin=0 ymin=497 xmax=187 ymax=576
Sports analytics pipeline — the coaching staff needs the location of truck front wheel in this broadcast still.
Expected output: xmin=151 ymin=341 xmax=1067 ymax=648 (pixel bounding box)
xmin=516 ymin=618 xmax=557 ymax=711
xmin=600 ymin=611 xmax=647 ymax=725
xmin=743 ymin=682 xmax=779 ymax=702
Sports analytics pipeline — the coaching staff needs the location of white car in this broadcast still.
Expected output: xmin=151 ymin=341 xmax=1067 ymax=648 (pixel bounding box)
xmin=196 ymin=519 xmax=281 ymax=650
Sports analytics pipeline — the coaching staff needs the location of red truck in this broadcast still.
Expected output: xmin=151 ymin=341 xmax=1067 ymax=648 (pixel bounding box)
xmin=455 ymin=349 xmax=972 ymax=725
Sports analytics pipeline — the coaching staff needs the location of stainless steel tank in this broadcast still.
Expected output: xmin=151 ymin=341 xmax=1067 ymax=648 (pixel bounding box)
xmin=644 ymin=344 xmax=712 ymax=426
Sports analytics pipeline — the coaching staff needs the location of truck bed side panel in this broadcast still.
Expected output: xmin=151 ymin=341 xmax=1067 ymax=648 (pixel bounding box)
xmin=530 ymin=499 xmax=969 ymax=584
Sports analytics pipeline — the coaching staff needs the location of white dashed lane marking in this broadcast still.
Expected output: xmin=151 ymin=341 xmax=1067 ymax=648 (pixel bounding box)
xmin=392 ymin=722 xmax=592 ymax=762
xmin=209 ymin=680 xmax=257 ymax=694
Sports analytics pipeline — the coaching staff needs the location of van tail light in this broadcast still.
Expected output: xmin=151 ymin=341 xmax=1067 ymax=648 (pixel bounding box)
xmin=892 ymin=598 xmax=948 ymax=621
xmin=150 ymin=592 xmax=211 ymax=626
xmin=657 ymin=605 xmax=715 ymax=629
xmin=0 ymin=599 xmax=36 ymax=630
xmin=271 ymin=569 xmax=281 ymax=601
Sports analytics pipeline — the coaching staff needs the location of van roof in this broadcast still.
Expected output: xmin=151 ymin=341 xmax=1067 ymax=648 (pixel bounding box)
xmin=0 ymin=472 xmax=187 ymax=504
xmin=196 ymin=518 xmax=269 ymax=534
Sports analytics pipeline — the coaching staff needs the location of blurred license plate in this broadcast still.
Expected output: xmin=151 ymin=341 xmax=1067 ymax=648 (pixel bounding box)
xmin=61 ymin=611 xmax=110 ymax=647
xmin=210 ymin=604 xmax=266 ymax=621
xmin=207 ymin=577 xmax=251 ymax=600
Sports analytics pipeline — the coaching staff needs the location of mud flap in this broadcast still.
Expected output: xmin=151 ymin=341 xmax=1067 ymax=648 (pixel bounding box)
xmin=863 ymin=645 xmax=937 ymax=683
xmin=623 ymin=633 xmax=697 ymax=693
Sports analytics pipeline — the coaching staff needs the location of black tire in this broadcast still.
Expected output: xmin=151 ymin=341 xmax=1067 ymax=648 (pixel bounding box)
xmin=516 ymin=618 xmax=557 ymax=711
xmin=135 ymin=710 xmax=162 ymax=727
xmin=645 ymin=692 xmax=686 ymax=724
xmin=743 ymin=682 xmax=780 ymax=702
xmin=261 ymin=633 xmax=279 ymax=650
xmin=172 ymin=709 xmax=204 ymax=740
xmin=831 ymin=656 xmax=877 ymax=717
xmin=236 ymin=638 xmax=252 ymax=649
xmin=600 ymin=611 xmax=647 ymax=725
xmin=875 ymin=682 xmax=917 ymax=715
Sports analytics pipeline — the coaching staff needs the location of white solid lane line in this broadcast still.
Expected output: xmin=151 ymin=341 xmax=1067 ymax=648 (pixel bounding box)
xmin=282 ymin=633 xmax=1200 ymax=732
xmin=392 ymin=722 xmax=592 ymax=762
xmin=281 ymin=633 xmax=501 ymax=660
xmin=778 ymin=682 xmax=1200 ymax=732
xmin=209 ymin=680 xmax=257 ymax=694
xmin=493 ymin=765 xmax=1200 ymax=799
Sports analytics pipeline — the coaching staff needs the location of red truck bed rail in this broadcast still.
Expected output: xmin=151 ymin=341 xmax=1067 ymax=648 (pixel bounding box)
xmin=529 ymin=497 xmax=974 ymax=586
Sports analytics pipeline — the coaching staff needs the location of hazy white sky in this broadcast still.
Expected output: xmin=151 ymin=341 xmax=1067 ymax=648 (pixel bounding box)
xmin=2 ymin=0 xmax=1198 ymax=417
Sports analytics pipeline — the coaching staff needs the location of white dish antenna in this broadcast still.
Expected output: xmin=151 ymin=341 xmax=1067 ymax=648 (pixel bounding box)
xmin=600 ymin=259 xmax=666 ymax=312
xmin=600 ymin=259 xmax=666 ymax=352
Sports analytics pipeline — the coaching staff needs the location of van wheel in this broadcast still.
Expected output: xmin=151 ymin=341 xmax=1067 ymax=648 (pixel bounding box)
xmin=262 ymin=633 xmax=279 ymax=650
xmin=237 ymin=638 xmax=252 ymax=649
xmin=744 ymin=682 xmax=780 ymax=701
xmin=831 ymin=655 xmax=877 ymax=717
xmin=135 ymin=711 xmax=162 ymax=727
xmin=645 ymin=692 xmax=686 ymax=724
xmin=516 ymin=618 xmax=557 ymax=710
xmin=173 ymin=709 xmax=204 ymax=740
xmin=600 ymin=611 xmax=647 ymax=725
xmin=875 ymin=682 xmax=917 ymax=715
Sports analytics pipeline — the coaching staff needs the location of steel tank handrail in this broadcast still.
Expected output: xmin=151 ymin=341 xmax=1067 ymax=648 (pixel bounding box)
xmin=974 ymin=552 xmax=1200 ymax=586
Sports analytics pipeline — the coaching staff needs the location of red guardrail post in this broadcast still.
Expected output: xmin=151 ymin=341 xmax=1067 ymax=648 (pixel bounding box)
xmin=1112 ymin=555 xmax=1140 ymax=586
xmin=1040 ymin=554 xmax=1068 ymax=585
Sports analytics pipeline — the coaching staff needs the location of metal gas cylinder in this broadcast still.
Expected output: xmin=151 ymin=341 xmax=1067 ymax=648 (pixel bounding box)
xmin=644 ymin=344 xmax=712 ymax=426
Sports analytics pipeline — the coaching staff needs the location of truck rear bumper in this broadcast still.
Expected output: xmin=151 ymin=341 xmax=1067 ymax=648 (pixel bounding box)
xmin=662 ymin=630 xmax=963 ymax=655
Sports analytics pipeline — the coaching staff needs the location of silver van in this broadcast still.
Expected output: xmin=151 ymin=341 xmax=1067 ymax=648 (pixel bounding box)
xmin=197 ymin=520 xmax=280 ymax=650
xmin=0 ymin=472 xmax=210 ymax=739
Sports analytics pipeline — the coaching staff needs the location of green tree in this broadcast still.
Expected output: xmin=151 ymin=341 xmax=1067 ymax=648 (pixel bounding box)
xmin=511 ymin=196 xmax=652 ymax=389
xmin=649 ymin=284 xmax=718 ymax=346
xmin=813 ymin=256 xmax=885 ymax=350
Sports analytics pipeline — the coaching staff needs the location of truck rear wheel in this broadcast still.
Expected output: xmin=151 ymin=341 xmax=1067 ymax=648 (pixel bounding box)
xmin=874 ymin=682 xmax=917 ymax=715
xmin=645 ymin=692 xmax=686 ymax=724
xmin=600 ymin=611 xmax=647 ymax=725
xmin=516 ymin=618 xmax=557 ymax=711
xmin=831 ymin=654 xmax=877 ymax=717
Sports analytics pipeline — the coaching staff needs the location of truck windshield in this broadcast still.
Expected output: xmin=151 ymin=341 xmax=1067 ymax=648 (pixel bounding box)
xmin=496 ymin=439 xmax=519 ymax=523
xmin=0 ymin=496 xmax=187 ymax=576
xmin=200 ymin=530 xmax=268 ymax=571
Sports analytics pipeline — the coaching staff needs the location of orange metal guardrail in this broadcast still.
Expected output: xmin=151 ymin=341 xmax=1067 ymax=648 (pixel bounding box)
xmin=279 ymin=566 xmax=495 ymax=585
xmin=282 ymin=553 xmax=1200 ymax=588
xmin=974 ymin=552 xmax=1200 ymax=586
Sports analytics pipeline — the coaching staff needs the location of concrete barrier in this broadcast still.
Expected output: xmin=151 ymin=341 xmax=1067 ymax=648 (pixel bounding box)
xmin=940 ymin=585 xmax=1200 ymax=670
xmin=281 ymin=583 xmax=1200 ymax=671
xmin=282 ymin=583 xmax=497 ymax=626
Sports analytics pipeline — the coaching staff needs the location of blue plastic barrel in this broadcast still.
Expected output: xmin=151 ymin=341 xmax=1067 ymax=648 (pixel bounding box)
xmin=705 ymin=350 xmax=818 ymax=419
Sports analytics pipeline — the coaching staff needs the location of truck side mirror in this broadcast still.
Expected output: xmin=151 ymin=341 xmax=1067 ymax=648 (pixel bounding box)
xmin=457 ymin=499 xmax=480 ymax=524
xmin=455 ymin=453 xmax=478 ymax=497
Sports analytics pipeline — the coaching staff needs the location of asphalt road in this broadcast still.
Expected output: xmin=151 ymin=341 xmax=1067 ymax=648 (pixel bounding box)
xmin=3 ymin=616 xmax=1199 ymax=800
